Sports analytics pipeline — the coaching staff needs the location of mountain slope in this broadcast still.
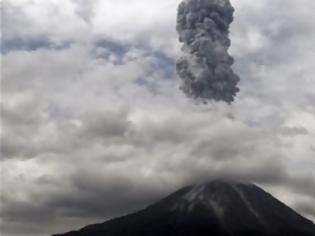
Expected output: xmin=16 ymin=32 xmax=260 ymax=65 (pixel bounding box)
xmin=53 ymin=180 xmax=315 ymax=236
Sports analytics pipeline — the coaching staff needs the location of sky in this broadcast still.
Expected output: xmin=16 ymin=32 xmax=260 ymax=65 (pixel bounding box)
xmin=1 ymin=0 xmax=315 ymax=235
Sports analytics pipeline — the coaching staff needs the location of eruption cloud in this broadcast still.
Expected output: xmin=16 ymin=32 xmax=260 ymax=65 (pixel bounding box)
xmin=176 ymin=0 xmax=240 ymax=103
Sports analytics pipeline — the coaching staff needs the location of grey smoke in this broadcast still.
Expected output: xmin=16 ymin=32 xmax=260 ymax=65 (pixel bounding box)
xmin=176 ymin=0 xmax=240 ymax=103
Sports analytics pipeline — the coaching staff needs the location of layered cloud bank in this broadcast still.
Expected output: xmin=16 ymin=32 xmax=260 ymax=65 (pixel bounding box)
xmin=1 ymin=0 xmax=315 ymax=236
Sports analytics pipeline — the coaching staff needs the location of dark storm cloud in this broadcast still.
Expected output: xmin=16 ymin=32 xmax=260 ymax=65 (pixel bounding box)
xmin=1 ymin=170 xmax=173 ymax=236
xmin=47 ymin=172 xmax=168 ymax=218
xmin=0 ymin=151 xmax=289 ymax=235
xmin=176 ymin=0 xmax=240 ymax=103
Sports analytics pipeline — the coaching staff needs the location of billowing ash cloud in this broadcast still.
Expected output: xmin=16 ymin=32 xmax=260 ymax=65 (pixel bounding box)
xmin=176 ymin=0 xmax=240 ymax=103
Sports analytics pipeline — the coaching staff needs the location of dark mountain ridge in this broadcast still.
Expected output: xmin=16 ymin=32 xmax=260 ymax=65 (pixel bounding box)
xmin=53 ymin=180 xmax=315 ymax=236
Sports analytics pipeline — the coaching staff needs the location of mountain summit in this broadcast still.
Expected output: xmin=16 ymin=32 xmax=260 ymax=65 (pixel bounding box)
xmin=54 ymin=180 xmax=315 ymax=236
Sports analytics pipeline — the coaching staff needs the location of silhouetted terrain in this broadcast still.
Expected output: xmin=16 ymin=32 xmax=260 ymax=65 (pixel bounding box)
xmin=53 ymin=180 xmax=315 ymax=236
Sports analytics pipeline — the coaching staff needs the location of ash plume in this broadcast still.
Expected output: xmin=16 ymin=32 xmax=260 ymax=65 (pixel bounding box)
xmin=176 ymin=0 xmax=240 ymax=103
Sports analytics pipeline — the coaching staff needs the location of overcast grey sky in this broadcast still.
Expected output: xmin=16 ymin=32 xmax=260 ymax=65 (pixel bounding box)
xmin=1 ymin=0 xmax=315 ymax=235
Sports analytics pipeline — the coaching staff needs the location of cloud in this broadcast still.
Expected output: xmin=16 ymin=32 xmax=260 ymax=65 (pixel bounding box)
xmin=2 ymin=0 xmax=180 ymax=56
xmin=1 ymin=0 xmax=315 ymax=236
xmin=1 ymin=0 xmax=89 ymax=53
xmin=72 ymin=0 xmax=99 ymax=23
xmin=176 ymin=0 xmax=240 ymax=103
xmin=91 ymin=0 xmax=180 ymax=55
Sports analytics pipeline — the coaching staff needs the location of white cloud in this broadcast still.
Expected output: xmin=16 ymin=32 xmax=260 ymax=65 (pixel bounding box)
xmin=1 ymin=0 xmax=315 ymax=235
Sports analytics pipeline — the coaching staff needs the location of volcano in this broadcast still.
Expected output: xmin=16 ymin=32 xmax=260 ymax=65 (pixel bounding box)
xmin=53 ymin=180 xmax=315 ymax=236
